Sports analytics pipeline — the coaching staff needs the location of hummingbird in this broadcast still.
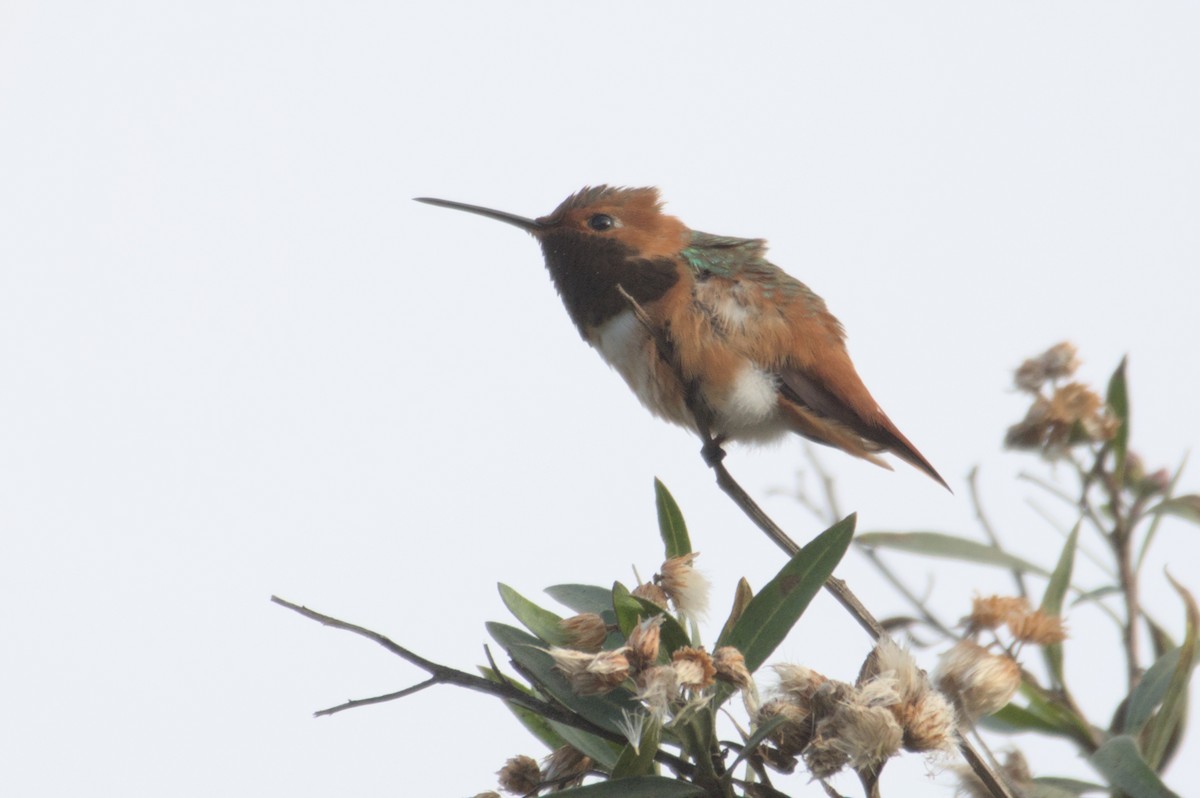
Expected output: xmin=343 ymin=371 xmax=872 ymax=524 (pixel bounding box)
xmin=415 ymin=186 xmax=947 ymax=488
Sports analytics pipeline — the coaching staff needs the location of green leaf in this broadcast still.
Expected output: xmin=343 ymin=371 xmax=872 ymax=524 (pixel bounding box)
xmin=1041 ymin=522 xmax=1080 ymax=687
xmin=1069 ymin=585 xmax=1121 ymax=608
xmin=1143 ymin=574 xmax=1198 ymax=770
xmin=1106 ymin=356 xmax=1130 ymax=484
xmin=724 ymin=713 xmax=788 ymax=771
xmin=723 ymin=514 xmax=855 ymax=672
xmin=1089 ymin=736 xmax=1181 ymax=798
xmin=1123 ymin=648 xmax=1183 ymax=734
xmin=610 ymin=718 xmax=660 ymax=778
xmin=499 ymin=583 xmax=568 ymax=646
xmin=552 ymin=776 xmax=705 ymax=797
xmin=983 ymin=702 xmax=1074 ymax=736
xmin=856 ymin=531 xmax=1050 ymax=576
xmin=486 ymin=622 xmax=639 ymax=734
xmin=1149 ymin=494 xmax=1200 ymax=526
xmin=547 ymin=720 xmax=622 ymax=770
xmin=546 ymin=584 xmax=616 ymax=616
xmin=1031 ymin=776 xmax=1107 ymax=795
xmin=480 ymin=666 xmax=569 ymax=752
xmin=654 ymin=478 xmax=691 ymax=559
xmin=611 ymin=582 xmax=641 ymax=637
xmin=716 ymin=577 xmax=754 ymax=649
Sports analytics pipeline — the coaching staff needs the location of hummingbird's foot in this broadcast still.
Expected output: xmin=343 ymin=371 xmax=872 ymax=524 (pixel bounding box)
xmin=701 ymin=439 xmax=727 ymax=467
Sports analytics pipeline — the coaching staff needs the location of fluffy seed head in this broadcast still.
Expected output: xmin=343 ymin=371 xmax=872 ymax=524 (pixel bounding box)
xmin=635 ymin=664 xmax=679 ymax=718
xmin=631 ymin=581 xmax=670 ymax=609
xmin=540 ymin=745 xmax=590 ymax=791
xmin=936 ymin=641 xmax=1021 ymax=720
xmin=967 ymin=595 xmax=1030 ymax=632
xmin=548 ymin=647 xmax=630 ymax=695
xmin=657 ymin=552 xmax=710 ymax=618
xmin=497 ymin=755 xmax=541 ymax=795
xmin=1007 ymin=609 xmax=1068 ymax=646
xmin=672 ymin=646 xmax=717 ymax=691
xmin=626 ymin=615 xmax=663 ymax=671
xmin=559 ymin=613 xmax=608 ymax=652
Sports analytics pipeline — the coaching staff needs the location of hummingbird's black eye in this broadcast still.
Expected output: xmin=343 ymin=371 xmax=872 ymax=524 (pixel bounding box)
xmin=587 ymin=213 xmax=615 ymax=231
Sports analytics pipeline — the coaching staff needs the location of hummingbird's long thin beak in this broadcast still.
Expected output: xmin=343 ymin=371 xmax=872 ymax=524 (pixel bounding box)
xmin=414 ymin=197 xmax=542 ymax=232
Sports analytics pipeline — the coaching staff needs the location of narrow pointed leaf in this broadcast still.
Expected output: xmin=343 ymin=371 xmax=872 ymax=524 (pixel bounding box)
xmin=716 ymin=577 xmax=754 ymax=648
xmin=480 ymin=666 xmax=568 ymax=751
xmin=654 ymin=478 xmax=691 ymax=559
xmin=983 ymin=703 xmax=1075 ymax=736
xmin=1041 ymin=522 xmax=1080 ymax=687
xmin=1143 ymin=574 xmax=1198 ymax=770
xmin=1089 ymin=736 xmax=1181 ymax=798
xmin=551 ymin=776 xmax=705 ymax=797
xmin=1149 ymin=495 xmax=1200 ymax=526
xmin=500 ymin=583 xmax=569 ymax=646
xmin=856 ymin=531 xmax=1049 ymax=576
xmin=1106 ymin=357 xmax=1130 ymax=484
xmin=610 ymin=718 xmax=660 ymax=778
xmin=1070 ymin=585 xmax=1121 ymax=608
xmin=724 ymin=514 xmax=855 ymax=672
xmin=611 ymin=582 xmax=641 ymax=637
xmin=547 ymin=720 xmax=622 ymax=770
xmin=724 ymin=713 xmax=788 ymax=771
xmin=1032 ymin=777 xmax=1107 ymax=795
xmin=486 ymin=622 xmax=639 ymax=734
xmin=1123 ymin=648 xmax=1182 ymax=734
xmin=546 ymin=584 xmax=616 ymax=616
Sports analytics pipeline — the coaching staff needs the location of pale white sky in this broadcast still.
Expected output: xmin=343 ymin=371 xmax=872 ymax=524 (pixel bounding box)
xmin=2 ymin=2 xmax=1198 ymax=796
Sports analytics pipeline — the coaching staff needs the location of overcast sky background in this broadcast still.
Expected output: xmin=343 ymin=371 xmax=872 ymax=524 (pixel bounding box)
xmin=3 ymin=3 xmax=1199 ymax=796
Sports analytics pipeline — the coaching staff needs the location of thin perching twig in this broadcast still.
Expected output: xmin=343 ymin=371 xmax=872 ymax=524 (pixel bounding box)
xmin=614 ymin=286 xmax=1018 ymax=798
xmin=270 ymin=595 xmax=696 ymax=774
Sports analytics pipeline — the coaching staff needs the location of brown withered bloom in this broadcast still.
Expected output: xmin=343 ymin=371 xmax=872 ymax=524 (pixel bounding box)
xmin=656 ymin=552 xmax=710 ymax=617
xmin=757 ymin=698 xmax=815 ymax=757
xmin=858 ymin=639 xmax=957 ymax=754
xmin=713 ymin=646 xmax=752 ymax=689
xmin=967 ymin=595 xmax=1030 ymax=632
xmin=1013 ymin=342 xmax=1079 ymax=393
xmin=635 ymin=664 xmax=679 ymax=717
xmin=548 ymin=647 xmax=630 ymax=695
xmin=773 ymin=663 xmax=829 ymax=705
xmin=1007 ymin=608 xmax=1067 ymax=646
xmin=497 ymin=755 xmax=541 ymax=795
xmin=559 ymin=613 xmax=608 ymax=652
xmin=540 ymin=745 xmax=591 ymax=791
xmin=625 ymin=615 xmax=663 ymax=670
xmin=936 ymin=641 xmax=1021 ymax=720
xmin=826 ymin=701 xmax=904 ymax=773
xmin=631 ymin=581 xmax=670 ymax=609
xmin=672 ymin=646 xmax=717 ymax=691
xmin=1005 ymin=377 xmax=1118 ymax=455
xmin=802 ymin=730 xmax=851 ymax=780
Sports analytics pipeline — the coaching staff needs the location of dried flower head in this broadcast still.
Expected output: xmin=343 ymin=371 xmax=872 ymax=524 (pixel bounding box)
xmin=802 ymin=731 xmax=851 ymax=780
xmin=672 ymin=646 xmax=717 ymax=691
xmin=657 ymin=552 xmax=710 ymax=618
xmin=631 ymin=581 xmax=670 ymax=610
xmin=559 ymin=613 xmax=608 ymax=652
xmin=548 ymin=647 xmax=630 ymax=695
xmin=1007 ymin=609 xmax=1067 ymax=646
xmin=540 ymin=745 xmax=590 ymax=791
xmin=497 ymin=755 xmax=541 ymax=795
xmin=1005 ymin=378 xmax=1118 ymax=455
xmin=1013 ymin=342 xmax=1079 ymax=392
xmin=827 ymin=701 xmax=904 ymax=772
xmin=757 ymin=698 xmax=814 ymax=757
xmin=635 ymin=664 xmax=679 ymax=718
xmin=626 ymin=615 xmax=663 ymax=670
xmin=967 ymin=595 xmax=1030 ymax=632
xmin=936 ymin=641 xmax=1021 ymax=720
xmin=858 ymin=638 xmax=923 ymax=702
xmin=713 ymin=646 xmax=753 ymax=689
xmin=772 ymin=663 xmax=829 ymax=705
xmin=894 ymin=689 xmax=958 ymax=753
